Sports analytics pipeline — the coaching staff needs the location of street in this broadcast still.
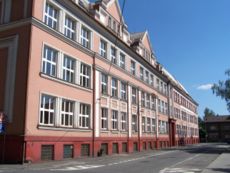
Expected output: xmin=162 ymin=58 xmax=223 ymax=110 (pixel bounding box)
xmin=1 ymin=143 xmax=229 ymax=173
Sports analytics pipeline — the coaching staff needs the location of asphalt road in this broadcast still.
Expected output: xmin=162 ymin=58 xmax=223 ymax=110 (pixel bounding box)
xmin=1 ymin=143 xmax=229 ymax=173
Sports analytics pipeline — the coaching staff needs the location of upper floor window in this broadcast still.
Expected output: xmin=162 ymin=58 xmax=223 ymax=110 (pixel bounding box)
xmin=121 ymin=112 xmax=127 ymax=131
xmin=120 ymin=82 xmax=127 ymax=100
xmin=140 ymin=67 xmax=144 ymax=81
xmin=151 ymin=95 xmax=156 ymax=110
xmin=156 ymin=78 xmax=160 ymax=90
xmin=108 ymin=17 xmax=112 ymax=28
xmin=42 ymin=46 xmax=58 ymax=77
xmin=147 ymin=117 xmax=151 ymax=132
xmin=141 ymin=91 xmax=145 ymax=107
xmin=100 ymin=39 xmax=107 ymax=58
xmin=142 ymin=117 xmax=146 ymax=132
xmin=111 ymin=110 xmax=118 ymax=130
xmin=81 ymin=26 xmax=91 ymax=49
xmin=132 ymin=87 xmax=137 ymax=104
xmin=40 ymin=94 xmax=56 ymax=126
xmin=130 ymin=60 xmax=136 ymax=75
xmin=146 ymin=94 xmax=150 ymax=109
xmin=62 ymin=55 xmax=75 ymax=83
xmin=111 ymin=78 xmax=118 ymax=98
xmin=44 ymin=3 xmax=58 ymax=30
xmin=64 ymin=16 xmax=76 ymax=40
xmin=101 ymin=73 xmax=108 ymax=95
xmin=111 ymin=46 xmax=117 ymax=64
xmin=79 ymin=103 xmax=90 ymax=128
xmin=80 ymin=63 xmax=91 ymax=88
xmin=145 ymin=71 xmax=149 ymax=83
xmin=101 ymin=108 xmax=108 ymax=130
xmin=119 ymin=53 xmax=125 ymax=69
xmin=151 ymin=119 xmax=156 ymax=132
xmin=132 ymin=114 xmax=137 ymax=132
xmin=150 ymin=74 xmax=154 ymax=86
xmin=61 ymin=99 xmax=74 ymax=127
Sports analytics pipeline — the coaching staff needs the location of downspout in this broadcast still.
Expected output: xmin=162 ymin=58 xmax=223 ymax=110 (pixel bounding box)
xmin=92 ymin=52 xmax=96 ymax=157
xmin=137 ymin=88 xmax=141 ymax=151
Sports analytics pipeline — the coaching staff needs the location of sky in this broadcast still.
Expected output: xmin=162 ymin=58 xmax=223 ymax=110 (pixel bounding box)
xmin=91 ymin=0 xmax=230 ymax=117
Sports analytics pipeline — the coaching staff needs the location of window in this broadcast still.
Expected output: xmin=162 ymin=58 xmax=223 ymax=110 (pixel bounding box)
xmin=62 ymin=55 xmax=75 ymax=83
xmin=156 ymin=78 xmax=160 ymax=90
xmin=111 ymin=78 xmax=118 ymax=98
xmin=100 ymin=39 xmax=107 ymax=58
xmin=140 ymin=67 xmax=144 ymax=80
xmin=159 ymin=120 xmax=167 ymax=134
xmin=111 ymin=110 xmax=118 ymax=130
xmin=40 ymin=94 xmax=55 ymax=126
xmin=145 ymin=71 xmax=149 ymax=83
xmin=132 ymin=114 xmax=137 ymax=132
xmin=108 ymin=17 xmax=112 ymax=28
xmin=64 ymin=16 xmax=76 ymax=40
xmin=151 ymin=119 xmax=156 ymax=132
xmin=147 ymin=117 xmax=151 ymax=132
xmin=113 ymin=20 xmax=116 ymax=31
xmin=111 ymin=46 xmax=117 ymax=64
xmin=80 ymin=63 xmax=91 ymax=88
xmin=151 ymin=95 xmax=156 ymax=110
xmin=130 ymin=60 xmax=136 ymax=75
xmin=142 ymin=117 xmax=146 ymax=132
xmin=120 ymin=82 xmax=127 ymax=100
xmin=119 ymin=53 xmax=125 ymax=69
xmin=161 ymin=101 xmax=164 ymax=114
xmin=132 ymin=87 xmax=137 ymax=104
xmin=61 ymin=99 xmax=74 ymax=127
xmin=141 ymin=91 xmax=145 ymax=107
xmin=164 ymin=84 xmax=167 ymax=95
xmin=42 ymin=46 xmax=58 ymax=77
xmin=157 ymin=99 xmax=160 ymax=113
xmin=44 ymin=3 xmax=58 ymax=29
xmin=79 ymin=103 xmax=90 ymax=128
xmin=160 ymin=81 xmax=163 ymax=92
xmin=81 ymin=26 xmax=91 ymax=49
xmin=121 ymin=112 xmax=127 ymax=131
xmin=101 ymin=73 xmax=108 ymax=95
xmin=150 ymin=74 xmax=154 ymax=86
xmin=146 ymin=94 xmax=150 ymax=109
xmin=101 ymin=108 xmax=108 ymax=130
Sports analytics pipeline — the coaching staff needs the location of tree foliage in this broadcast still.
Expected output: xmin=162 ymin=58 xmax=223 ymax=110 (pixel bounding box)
xmin=204 ymin=107 xmax=216 ymax=118
xmin=212 ymin=69 xmax=230 ymax=112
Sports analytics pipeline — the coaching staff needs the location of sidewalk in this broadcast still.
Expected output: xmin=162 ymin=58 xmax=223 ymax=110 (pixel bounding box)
xmin=202 ymin=153 xmax=230 ymax=173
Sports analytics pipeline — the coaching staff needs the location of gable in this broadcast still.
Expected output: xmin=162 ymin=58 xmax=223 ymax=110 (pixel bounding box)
xmin=142 ymin=32 xmax=153 ymax=53
xmin=106 ymin=0 xmax=123 ymax=23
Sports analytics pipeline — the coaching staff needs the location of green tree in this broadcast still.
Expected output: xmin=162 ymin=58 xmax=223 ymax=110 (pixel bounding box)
xmin=204 ymin=107 xmax=216 ymax=118
xmin=212 ymin=69 xmax=230 ymax=112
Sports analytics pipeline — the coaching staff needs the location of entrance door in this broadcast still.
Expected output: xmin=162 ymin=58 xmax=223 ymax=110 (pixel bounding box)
xmin=169 ymin=119 xmax=176 ymax=147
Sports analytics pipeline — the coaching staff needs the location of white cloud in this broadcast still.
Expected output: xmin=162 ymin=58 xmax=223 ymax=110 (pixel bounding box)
xmin=197 ymin=84 xmax=213 ymax=90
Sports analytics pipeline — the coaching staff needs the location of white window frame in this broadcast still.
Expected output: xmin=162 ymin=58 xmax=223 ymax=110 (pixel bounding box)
xmin=140 ymin=67 xmax=144 ymax=80
xmin=145 ymin=70 xmax=149 ymax=83
xmin=151 ymin=118 xmax=156 ymax=132
xmin=142 ymin=117 xmax=146 ymax=132
xmin=121 ymin=112 xmax=127 ymax=131
xmin=64 ymin=15 xmax=76 ymax=40
xmin=44 ymin=3 xmax=59 ymax=30
xmin=130 ymin=60 xmax=136 ymax=75
xmin=62 ymin=55 xmax=75 ymax=83
xmin=99 ymin=39 xmax=107 ymax=58
xmin=146 ymin=94 xmax=150 ymax=109
xmin=111 ymin=77 xmax=118 ymax=98
xmin=79 ymin=103 xmax=90 ymax=128
xmin=111 ymin=110 xmax=118 ymax=130
xmin=150 ymin=74 xmax=154 ymax=86
xmin=132 ymin=114 xmax=137 ymax=132
xmin=120 ymin=82 xmax=127 ymax=100
xmin=151 ymin=95 xmax=156 ymax=110
xmin=42 ymin=45 xmax=58 ymax=77
xmin=80 ymin=26 xmax=91 ymax=49
xmin=101 ymin=73 xmax=108 ymax=95
xmin=147 ymin=117 xmax=151 ymax=132
xmin=132 ymin=87 xmax=137 ymax=104
xmin=141 ymin=91 xmax=145 ymax=107
xmin=111 ymin=46 xmax=117 ymax=64
xmin=39 ymin=94 xmax=56 ymax=126
xmin=60 ymin=99 xmax=74 ymax=127
xmin=101 ymin=108 xmax=108 ymax=130
xmin=119 ymin=53 xmax=125 ymax=69
xmin=80 ymin=63 xmax=91 ymax=88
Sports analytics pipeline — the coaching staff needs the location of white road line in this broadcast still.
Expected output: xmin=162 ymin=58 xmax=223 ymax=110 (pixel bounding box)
xmin=50 ymin=164 xmax=105 ymax=171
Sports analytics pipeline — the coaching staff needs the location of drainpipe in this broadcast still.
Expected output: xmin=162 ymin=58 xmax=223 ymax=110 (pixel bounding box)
xmin=137 ymin=88 xmax=141 ymax=151
xmin=92 ymin=52 xmax=96 ymax=157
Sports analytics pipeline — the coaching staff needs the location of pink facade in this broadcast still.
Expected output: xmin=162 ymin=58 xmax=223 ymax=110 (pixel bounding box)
xmin=0 ymin=0 xmax=199 ymax=163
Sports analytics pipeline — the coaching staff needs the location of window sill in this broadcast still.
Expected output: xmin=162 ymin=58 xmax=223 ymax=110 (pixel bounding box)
xmin=40 ymin=73 xmax=92 ymax=93
xmin=38 ymin=125 xmax=92 ymax=132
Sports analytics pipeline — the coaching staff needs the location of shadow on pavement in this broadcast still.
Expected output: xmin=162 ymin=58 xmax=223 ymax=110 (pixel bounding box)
xmin=209 ymin=168 xmax=230 ymax=173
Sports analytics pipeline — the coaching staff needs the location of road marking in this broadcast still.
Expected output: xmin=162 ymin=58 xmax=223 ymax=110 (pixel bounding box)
xmin=50 ymin=164 xmax=105 ymax=171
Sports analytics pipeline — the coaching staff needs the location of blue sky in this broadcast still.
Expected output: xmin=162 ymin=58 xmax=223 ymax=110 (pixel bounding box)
xmin=118 ymin=0 xmax=230 ymax=117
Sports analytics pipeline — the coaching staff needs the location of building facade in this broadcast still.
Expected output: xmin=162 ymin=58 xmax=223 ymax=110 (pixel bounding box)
xmin=0 ymin=0 xmax=199 ymax=163
xmin=205 ymin=115 xmax=230 ymax=142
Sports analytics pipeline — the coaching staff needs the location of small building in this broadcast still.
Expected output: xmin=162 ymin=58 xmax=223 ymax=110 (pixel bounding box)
xmin=205 ymin=115 xmax=230 ymax=142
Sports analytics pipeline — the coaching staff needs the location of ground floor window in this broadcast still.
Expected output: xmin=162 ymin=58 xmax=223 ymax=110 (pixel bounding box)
xmin=63 ymin=145 xmax=73 ymax=159
xmin=81 ymin=144 xmax=90 ymax=157
xmin=41 ymin=145 xmax=54 ymax=160
xmin=112 ymin=143 xmax=118 ymax=154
